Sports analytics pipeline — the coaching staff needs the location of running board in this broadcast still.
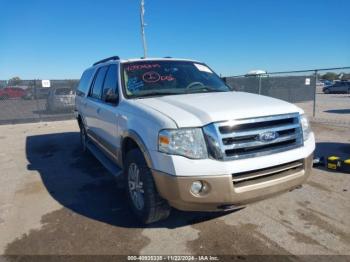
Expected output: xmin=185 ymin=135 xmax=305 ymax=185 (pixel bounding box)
xmin=86 ymin=141 xmax=123 ymax=177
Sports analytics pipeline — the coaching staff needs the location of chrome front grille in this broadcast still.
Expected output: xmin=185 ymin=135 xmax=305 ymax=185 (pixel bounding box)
xmin=204 ymin=113 xmax=303 ymax=161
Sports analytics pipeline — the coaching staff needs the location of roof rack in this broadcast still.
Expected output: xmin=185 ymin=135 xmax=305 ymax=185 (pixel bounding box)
xmin=93 ymin=56 xmax=120 ymax=66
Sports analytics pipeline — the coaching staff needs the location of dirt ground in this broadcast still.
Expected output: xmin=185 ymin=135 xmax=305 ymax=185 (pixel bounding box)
xmin=0 ymin=120 xmax=349 ymax=259
xmin=296 ymin=92 xmax=350 ymax=126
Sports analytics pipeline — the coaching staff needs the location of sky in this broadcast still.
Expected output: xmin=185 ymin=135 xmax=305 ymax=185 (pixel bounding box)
xmin=0 ymin=0 xmax=349 ymax=79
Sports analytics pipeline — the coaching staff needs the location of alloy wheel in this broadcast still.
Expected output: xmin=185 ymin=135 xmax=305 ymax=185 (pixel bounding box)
xmin=128 ymin=163 xmax=145 ymax=211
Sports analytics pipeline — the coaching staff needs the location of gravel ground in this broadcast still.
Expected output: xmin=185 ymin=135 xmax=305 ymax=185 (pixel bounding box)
xmin=296 ymin=92 xmax=350 ymax=125
xmin=0 ymin=120 xmax=349 ymax=259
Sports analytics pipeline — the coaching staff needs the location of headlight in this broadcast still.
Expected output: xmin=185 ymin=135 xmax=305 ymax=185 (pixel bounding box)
xmin=300 ymin=114 xmax=311 ymax=141
xmin=158 ymin=128 xmax=208 ymax=159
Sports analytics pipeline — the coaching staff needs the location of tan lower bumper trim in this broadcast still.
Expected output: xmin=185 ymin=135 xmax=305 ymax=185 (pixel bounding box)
xmin=152 ymin=154 xmax=313 ymax=211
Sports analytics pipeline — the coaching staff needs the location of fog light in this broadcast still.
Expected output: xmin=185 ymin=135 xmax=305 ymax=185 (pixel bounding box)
xmin=191 ymin=181 xmax=203 ymax=195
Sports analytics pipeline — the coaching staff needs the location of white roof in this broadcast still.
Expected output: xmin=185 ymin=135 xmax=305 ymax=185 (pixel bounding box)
xmin=246 ymin=69 xmax=267 ymax=75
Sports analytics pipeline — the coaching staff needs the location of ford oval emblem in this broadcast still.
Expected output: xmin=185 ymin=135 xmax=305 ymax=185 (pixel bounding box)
xmin=258 ymin=131 xmax=279 ymax=142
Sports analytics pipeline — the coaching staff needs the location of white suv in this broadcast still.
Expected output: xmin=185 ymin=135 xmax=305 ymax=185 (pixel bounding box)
xmin=75 ymin=56 xmax=315 ymax=224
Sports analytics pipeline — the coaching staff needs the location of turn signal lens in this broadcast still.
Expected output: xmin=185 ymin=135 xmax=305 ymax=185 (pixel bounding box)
xmin=159 ymin=135 xmax=170 ymax=145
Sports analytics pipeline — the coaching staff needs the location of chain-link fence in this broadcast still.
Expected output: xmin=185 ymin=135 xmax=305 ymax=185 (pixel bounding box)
xmin=0 ymin=67 xmax=349 ymax=125
xmin=224 ymin=67 xmax=350 ymax=125
xmin=0 ymin=79 xmax=78 ymax=124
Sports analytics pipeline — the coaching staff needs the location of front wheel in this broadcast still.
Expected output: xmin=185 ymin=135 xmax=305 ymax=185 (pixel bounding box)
xmin=324 ymin=89 xmax=330 ymax=94
xmin=125 ymin=149 xmax=171 ymax=224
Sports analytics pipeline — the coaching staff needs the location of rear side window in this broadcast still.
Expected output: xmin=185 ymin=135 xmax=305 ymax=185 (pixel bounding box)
xmin=102 ymin=64 xmax=119 ymax=101
xmin=77 ymin=68 xmax=94 ymax=96
xmin=90 ymin=66 xmax=108 ymax=99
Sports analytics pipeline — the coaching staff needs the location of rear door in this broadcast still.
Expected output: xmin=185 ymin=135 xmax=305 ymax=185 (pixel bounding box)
xmin=332 ymin=82 xmax=343 ymax=92
xmin=346 ymin=82 xmax=350 ymax=93
xmin=96 ymin=64 xmax=120 ymax=162
xmin=340 ymin=82 xmax=350 ymax=93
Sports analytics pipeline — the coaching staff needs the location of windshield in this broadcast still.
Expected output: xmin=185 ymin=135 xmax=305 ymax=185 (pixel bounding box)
xmin=122 ymin=60 xmax=231 ymax=98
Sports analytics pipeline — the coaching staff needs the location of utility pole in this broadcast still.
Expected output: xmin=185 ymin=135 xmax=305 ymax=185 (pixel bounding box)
xmin=313 ymin=70 xmax=317 ymax=117
xmin=140 ymin=0 xmax=147 ymax=58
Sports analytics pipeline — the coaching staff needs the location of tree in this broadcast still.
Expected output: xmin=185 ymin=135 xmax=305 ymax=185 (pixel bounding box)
xmin=321 ymin=72 xmax=339 ymax=81
xmin=8 ymin=76 xmax=22 ymax=86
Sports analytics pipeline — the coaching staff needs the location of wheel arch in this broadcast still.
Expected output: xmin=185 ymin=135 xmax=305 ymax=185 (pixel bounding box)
xmin=121 ymin=130 xmax=154 ymax=170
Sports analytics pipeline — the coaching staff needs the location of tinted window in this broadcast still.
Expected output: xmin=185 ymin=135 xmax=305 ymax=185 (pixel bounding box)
xmin=77 ymin=68 xmax=94 ymax=96
xmin=102 ymin=64 xmax=119 ymax=101
xmin=90 ymin=66 xmax=108 ymax=99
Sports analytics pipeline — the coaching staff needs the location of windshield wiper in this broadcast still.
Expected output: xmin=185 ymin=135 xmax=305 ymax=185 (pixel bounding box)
xmin=186 ymin=86 xmax=228 ymax=93
xmin=133 ymin=91 xmax=182 ymax=98
xmin=132 ymin=87 xmax=228 ymax=99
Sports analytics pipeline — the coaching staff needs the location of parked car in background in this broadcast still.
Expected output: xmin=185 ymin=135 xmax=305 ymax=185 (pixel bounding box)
xmin=46 ymin=87 xmax=75 ymax=112
xmin=25 ymin=87 xmax=50 ymax=100
xmin=323 ymin=81 xmax=350 ymax=94
xmin=0 ymin=87 xmax=26 ymax=100
xmin=320 ymin=80 xmax=333 ymax=87
xmin=316 ymin=81 xmax=324 ymax=88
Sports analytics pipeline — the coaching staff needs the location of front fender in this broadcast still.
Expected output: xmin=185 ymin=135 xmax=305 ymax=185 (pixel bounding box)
xmin=120 ymin=130 xmax=154 ymax=169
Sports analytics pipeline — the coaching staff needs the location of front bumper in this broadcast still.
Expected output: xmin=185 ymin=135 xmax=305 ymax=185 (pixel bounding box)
xmin=152 ymin=154 xmax=313 ymax=211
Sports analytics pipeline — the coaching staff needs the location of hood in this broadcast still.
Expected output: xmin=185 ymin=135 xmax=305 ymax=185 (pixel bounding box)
xmin=137 ymin=92 xmax=303 ymax=127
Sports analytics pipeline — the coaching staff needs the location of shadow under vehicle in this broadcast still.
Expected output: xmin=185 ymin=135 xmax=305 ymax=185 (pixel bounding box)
xmin=25 ymin=132 xmax=234 ymax=229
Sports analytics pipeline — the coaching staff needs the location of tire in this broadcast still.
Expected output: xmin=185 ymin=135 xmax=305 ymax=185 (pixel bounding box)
xmin=125 ymin=149 xmax=171 ymax=224
xmin=79 ymin=121 xmax=88 ymax=153
xmin=324 ymin=89 xmax=330 ymax=94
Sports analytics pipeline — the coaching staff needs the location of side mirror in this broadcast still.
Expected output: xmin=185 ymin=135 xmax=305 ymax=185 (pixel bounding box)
xmin=104 ymin=88 xmax=118 ymax=104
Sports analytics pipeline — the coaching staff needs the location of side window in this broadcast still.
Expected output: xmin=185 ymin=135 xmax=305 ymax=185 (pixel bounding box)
xmin=102 ymin=64 xmax=119 ymax=102
xmin=77 ymin=68 xmax=94 ymax=96
xmin=90 ymin=66 xmax=108 ymax=99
